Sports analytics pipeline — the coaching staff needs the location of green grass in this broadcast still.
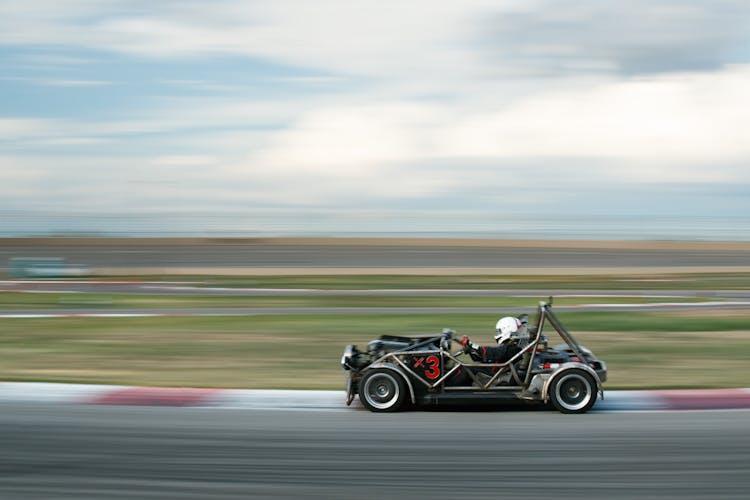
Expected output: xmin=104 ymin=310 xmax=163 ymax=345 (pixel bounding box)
xmin=1 ymin=311 xmax=748 ymax=390
xmin=3 ymin=271 xmax=749 ymax=390
xmin=559 ymin=311 xmax=750 ymax=332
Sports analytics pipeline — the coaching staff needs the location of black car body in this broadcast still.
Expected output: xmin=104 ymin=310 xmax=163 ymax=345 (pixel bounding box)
xmin=341 ymin=300 xmax=607 ymax=413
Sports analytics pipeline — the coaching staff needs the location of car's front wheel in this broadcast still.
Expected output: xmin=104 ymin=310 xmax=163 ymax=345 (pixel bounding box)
xmin=549 ymin=369 xmax=598 ymax=414
xmin=359 ymin=369 xmax=408 ymax=412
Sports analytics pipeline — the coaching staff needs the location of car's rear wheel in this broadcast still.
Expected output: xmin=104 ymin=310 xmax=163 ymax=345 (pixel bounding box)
xmin=549 ymin=369 xmax=598 ymax=414
xmin=359 ymin=369 xmax=408 ymax=412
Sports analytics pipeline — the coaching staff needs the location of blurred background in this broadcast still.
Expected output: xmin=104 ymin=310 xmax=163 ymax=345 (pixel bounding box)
xmin=1 ymin=1 xmax=749 ymax=240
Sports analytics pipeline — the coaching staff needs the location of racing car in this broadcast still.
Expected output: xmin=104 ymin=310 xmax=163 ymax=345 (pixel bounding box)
xmin=341 ymin=299 xmax=607 ymax=413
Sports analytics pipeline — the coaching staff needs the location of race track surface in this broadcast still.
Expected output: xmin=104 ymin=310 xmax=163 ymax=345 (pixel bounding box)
xmin=1 ymin=403 xmax=748 ymax=499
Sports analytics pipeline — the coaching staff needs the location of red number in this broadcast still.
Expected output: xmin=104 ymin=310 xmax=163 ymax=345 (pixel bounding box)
xmin=412 ymin=355 xmax=441 ymax=380
xmin=424 ymin=355 xmax=440 ymax=380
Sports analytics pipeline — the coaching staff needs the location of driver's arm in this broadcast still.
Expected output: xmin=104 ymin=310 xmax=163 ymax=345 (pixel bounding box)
xmin=460 ymin=336 xmax=487 ymax=362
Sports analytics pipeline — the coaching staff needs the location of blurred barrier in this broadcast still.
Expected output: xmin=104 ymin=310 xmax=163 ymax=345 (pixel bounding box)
xmin=7 ymin=257 xmax=90 ymax=278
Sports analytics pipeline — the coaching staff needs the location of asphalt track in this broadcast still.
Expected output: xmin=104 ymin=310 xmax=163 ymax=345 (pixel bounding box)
xmin=1 ymin=403 xmax=749 ymax=499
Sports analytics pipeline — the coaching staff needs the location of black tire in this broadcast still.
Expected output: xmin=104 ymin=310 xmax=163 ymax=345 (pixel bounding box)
xmin=549 ymin=369 xmax=598 ymax=414
xmin=359 ymin=369 xmax=408 ymax=413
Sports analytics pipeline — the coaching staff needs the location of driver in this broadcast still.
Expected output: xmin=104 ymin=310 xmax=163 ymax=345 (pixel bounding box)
xmin=460 ymin=316 xmax=522 ymax=364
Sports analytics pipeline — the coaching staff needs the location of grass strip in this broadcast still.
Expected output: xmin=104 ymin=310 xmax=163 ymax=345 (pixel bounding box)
xmin=1 ymin=311 xmax=748 ymax=390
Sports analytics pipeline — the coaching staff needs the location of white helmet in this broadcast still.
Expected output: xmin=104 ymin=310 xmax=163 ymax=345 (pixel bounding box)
xmin=494 ymin=316 xmax=521 ymax=344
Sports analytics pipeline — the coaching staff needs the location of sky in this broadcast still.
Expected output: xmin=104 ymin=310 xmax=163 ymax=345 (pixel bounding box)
xmin=1 ymin=0 xmax=750 ymax=238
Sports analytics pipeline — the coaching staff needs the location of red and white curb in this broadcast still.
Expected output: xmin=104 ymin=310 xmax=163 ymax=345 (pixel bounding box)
xmin=1 ymin=382 xmax=750 ymax=412
xmin=0 ymin=383 xmax=347 ymax=410
xmin=593 ymin=388 xmax=750 ymax=412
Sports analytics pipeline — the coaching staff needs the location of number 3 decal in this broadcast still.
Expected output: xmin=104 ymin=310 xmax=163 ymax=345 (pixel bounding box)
xmin=412 ymin=355 xmax=441 ymax=380
xmin=424 ymin=355 xmax=440 ymax=380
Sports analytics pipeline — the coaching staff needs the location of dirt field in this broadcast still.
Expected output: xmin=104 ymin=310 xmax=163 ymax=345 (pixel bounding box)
xmin=5 ymin=236 xmax=750 ymax=251
xmin=4 ymin=237 xmax=749 ymax=276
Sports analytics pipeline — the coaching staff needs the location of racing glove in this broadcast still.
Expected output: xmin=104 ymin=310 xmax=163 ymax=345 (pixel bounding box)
xmin=460 ymin=336 xmax=478 ymax=353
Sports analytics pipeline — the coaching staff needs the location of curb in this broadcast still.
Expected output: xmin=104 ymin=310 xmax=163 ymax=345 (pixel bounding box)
xmin=2 ymin=383 xmax=750 ymax=412
xmin=0 ymin=383 xmax=350 ymax=410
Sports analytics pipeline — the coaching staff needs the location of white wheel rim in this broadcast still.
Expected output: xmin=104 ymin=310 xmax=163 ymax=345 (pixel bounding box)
xmin=364 ymin=373 xmax=400 ymax=410
xmin=555 ymin=373 xmax=593 ymax=411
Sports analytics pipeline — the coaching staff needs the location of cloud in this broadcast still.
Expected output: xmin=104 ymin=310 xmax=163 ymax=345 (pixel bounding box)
xmin=6 ymin=65 xmax=748 ymax=211
xmin=0 ymin=1 xmax=497 ymax=85
xmin=4 ymin=1 xmax=748 ymax=82
xmin=249 ymin=103 xmax=443 ymax=174
xmin=1 ymin=0 xmax=749 ymax=229
xmin=0 ymin=118 xmax=58 ymax=140
xmin=43 ymin=79 xmax=112 ymax=87
xmin=482 ymin=0 xmax=750 ymax=77
xmin=239 ymin=65 xmax=750 ymax=189
xmin=449 ymin=66 xmax=750 ymax=165
xmin=150 ymin=155 xmax=218 ymax=167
